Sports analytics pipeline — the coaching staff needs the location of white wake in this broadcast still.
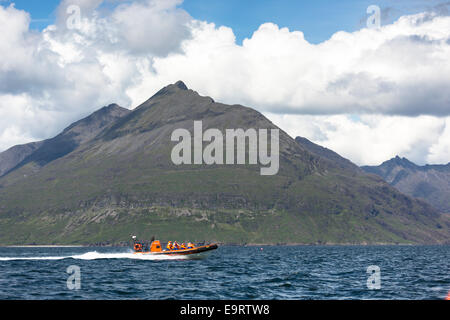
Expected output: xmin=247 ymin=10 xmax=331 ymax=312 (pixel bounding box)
xmin=0 ymin=251 xmax=190 ymax=261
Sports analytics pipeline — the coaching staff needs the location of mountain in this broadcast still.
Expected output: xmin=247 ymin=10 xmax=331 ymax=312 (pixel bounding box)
xmin=0 ymin=81 xmax=448 ymax=245
xmin=362 ymin=156 xmax=450 ymax=213
xmin=0 ymin=141 xmax=44 ymax=177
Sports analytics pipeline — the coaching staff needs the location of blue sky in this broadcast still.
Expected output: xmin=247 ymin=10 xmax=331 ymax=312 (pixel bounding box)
xmin=3 ymin=0 xmax=447 ymax=43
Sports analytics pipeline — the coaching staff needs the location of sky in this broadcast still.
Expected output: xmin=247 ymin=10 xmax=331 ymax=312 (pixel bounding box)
xmin=0 ymin=0 xmax=449 ymax=166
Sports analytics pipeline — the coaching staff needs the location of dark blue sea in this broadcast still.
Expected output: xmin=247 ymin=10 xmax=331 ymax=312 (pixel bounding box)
xmin=0 ymin=245 xmax=449 ymax=300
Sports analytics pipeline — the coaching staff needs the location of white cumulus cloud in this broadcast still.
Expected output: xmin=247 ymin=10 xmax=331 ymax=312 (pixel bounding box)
xmin=0 ymin=1 xmax=449 ymax=166
xmin=265 ymin=113 xmax=449 ymax=166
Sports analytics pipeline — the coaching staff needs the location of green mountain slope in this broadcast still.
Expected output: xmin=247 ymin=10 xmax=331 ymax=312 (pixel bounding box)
xmin=0 ymin=82 xmax=448 ymax=245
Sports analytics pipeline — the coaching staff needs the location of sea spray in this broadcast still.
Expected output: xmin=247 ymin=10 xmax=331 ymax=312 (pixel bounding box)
xmin=0 ymin=251 xmax=191 ymax=261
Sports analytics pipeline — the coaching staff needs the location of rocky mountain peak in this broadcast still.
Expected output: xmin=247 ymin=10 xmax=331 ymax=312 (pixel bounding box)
xmin=386 ymin=156 xmax=417 ymax=170
xmin=174 ymin=80 xmax=188 ymax=90
xmin=150 ymin=80 xmax=191 ymax=99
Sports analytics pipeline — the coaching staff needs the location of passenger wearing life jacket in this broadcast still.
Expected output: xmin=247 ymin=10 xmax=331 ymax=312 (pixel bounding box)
xmin=187 ymin=242 xmax=195 ymax=249
xmin=134 ymin=242 xmax=143 ymax=252
xmin=180 ymin=243 xmax=187 ymax=249
xmin=173 ymin=241 xmax=180 ymax=250
xmin=166 ymin=241 xmax=173 ymax=250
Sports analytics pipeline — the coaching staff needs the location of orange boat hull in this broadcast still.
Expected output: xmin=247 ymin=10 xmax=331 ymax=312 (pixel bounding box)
xmin=134 ymin=243 xmax=218 ymax=255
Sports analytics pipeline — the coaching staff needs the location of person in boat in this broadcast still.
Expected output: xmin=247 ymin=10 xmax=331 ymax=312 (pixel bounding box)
xmin=180 ymin=243 xmax=187 ymax=250
xmin=166 ymin=241 xmax=173 ymax=250
xmin=173 ymin=241 xmax=180 ymax=250
xmin=134 ymin=242 xmax=143 ymax=252
xmin=187 ymin=242 xmax=195 ymax=249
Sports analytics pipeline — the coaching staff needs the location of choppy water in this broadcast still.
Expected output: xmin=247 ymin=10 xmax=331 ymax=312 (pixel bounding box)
xmin=0 ymin=245 xmax=449 ymax=300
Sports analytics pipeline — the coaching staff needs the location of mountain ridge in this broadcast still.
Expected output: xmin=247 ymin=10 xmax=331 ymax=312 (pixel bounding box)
xmin=295 ymin=136 xmax=362 ymax=172
xmin=362 ymin=156 xmax=450 ymax=213
xmin=0 ymin=104 xmax=130 ymax=179
xmin=0 ymin=141 xmax=44 ymax=177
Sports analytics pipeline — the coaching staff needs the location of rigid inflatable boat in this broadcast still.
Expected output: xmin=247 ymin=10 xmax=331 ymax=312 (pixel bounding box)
xmin=132 ymin=237 xmax=218 ymax=256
